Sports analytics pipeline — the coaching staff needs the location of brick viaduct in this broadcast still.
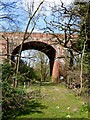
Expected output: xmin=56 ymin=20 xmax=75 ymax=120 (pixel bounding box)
xmin=0 ymin=32 xmax=66 ymax=82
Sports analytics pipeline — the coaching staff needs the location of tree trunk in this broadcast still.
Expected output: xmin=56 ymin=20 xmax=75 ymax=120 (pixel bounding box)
xmin=24 ymin=82 xmax=26 ymax=88
xmin=13 ymin=77 xmax=17 ymax=88
xmin=80 ymin=23 xmax=87 ymax=89
xmin=16 ymin=1 xmax=43 ymax=73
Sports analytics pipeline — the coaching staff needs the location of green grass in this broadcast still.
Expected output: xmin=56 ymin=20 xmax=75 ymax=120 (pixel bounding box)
xmin=15 ymin=83 xmax=88 ymax=119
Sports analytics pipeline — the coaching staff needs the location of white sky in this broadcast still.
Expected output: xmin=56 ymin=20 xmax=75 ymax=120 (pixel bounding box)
xmin=22 ymin=0 xmax=75 ymax=6
xmin=21 ymin=0 xmax=75 ymax=12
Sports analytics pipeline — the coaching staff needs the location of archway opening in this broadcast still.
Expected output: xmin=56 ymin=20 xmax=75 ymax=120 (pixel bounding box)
xmin=20 ymin=49 xmax=51 ymax=82
xmin=11 ymin=41 xmax=56 ymax=81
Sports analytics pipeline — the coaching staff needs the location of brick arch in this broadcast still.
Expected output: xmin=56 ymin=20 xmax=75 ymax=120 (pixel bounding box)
xmin=0 ymin=32 xmax=66 ymax=82
xmin=11 ymin=41 xmax=57 ymax=76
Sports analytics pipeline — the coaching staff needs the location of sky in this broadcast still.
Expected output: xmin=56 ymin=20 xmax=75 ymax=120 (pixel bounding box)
xmin=21 ymin=0 xmax=75 ymax=10
xmin=21 ymin=0 xmax=75 ymax=15
xmin=0 ymin=0 xmax=77 ymax=32
xmin=2 ymin=0 xmax=75 ymax=5
xmin=20 ymin=0 xmax=75 ymax=33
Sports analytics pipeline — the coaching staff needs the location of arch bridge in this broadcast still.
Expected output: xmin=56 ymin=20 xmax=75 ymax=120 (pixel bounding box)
xmin=0 ymin=32 xmax=66 ymax=82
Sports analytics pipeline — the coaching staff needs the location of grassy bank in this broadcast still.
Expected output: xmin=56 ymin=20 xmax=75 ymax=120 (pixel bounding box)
xmin=15 ymin=83 xmax=88 ymax=119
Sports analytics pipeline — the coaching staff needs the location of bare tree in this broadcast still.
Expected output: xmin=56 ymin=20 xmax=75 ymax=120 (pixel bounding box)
xmin=14 ymin=1 xmax=44 ymax=87
xmin=43 ymin=1 xmax=89 ymax=88
xmin=78 ymin=2 xmax=89 ymax=89
xmin=33 ymin=51 xmax=50 ymax=82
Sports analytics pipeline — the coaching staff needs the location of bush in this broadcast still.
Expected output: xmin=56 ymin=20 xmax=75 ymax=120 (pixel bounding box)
xmin=19 ymin=60 xmax=38 ymax=83
xmin=2 ymin=81 xmax=31 ymax=120
xmin=1 ymin=61 xmax=42 ymax=120
xmin=2 ymin=62 xmax=14 ymax=84
xmin=2 ymin=62 xmax=29 ymax=119
xmin=80 ymin=102 xmax=88 ymax=113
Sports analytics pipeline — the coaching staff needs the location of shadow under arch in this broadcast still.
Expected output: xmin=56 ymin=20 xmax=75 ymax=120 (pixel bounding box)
xmin=11 ymin=41 xmax=56 ymax=76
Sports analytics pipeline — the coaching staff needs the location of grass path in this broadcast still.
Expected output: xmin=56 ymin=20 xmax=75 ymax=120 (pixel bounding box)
xmin=15 ymin=83 xmax=88 ymax=119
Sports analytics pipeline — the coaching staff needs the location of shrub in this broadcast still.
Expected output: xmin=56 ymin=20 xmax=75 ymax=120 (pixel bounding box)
xmin=2 ymin=62 xmax=13 ymax=84
xmin=2 ymin=81 xmax=31 ymax=120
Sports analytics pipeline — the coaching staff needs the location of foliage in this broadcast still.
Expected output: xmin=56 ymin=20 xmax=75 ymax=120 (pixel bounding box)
xmin=2 ymin=61 xmax=44 ymax=120
xmin=19 ymin=60 xmax=38 ymax=83
xmin=2 ymin=61 xmax=14 ymax=84
xmin=80 ymin=102 xmax=88 ymax=113
xmin=33 ymin=51 xmax=50 ymax=82
xmin=2 ymin=60 xmax=38 ymax=84
xmin=2 ymin=81 xmax=30 ymax=120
